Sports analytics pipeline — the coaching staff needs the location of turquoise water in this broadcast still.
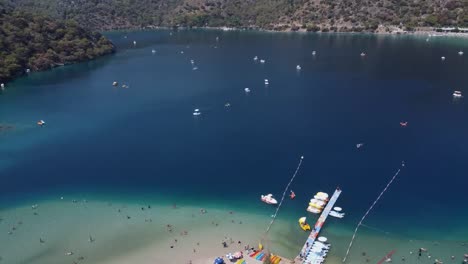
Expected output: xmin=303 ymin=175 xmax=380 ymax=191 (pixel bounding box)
xmin=1 ymin=30 xmax=468 ymax=262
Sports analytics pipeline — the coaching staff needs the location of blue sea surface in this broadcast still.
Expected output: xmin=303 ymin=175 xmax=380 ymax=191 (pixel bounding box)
xmin=1 ymin=30 xmax=468 ymax=242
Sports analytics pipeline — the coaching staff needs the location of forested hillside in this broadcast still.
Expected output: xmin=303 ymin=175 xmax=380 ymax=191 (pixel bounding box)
xmin=0 ymin=3 xmax=115 ymax=83
xmin=7 ymin=0 xmax=468 ymax=31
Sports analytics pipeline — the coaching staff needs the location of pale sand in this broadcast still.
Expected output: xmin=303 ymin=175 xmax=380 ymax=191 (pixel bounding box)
xmin=1 ymin=197 xmax=467 ymax=264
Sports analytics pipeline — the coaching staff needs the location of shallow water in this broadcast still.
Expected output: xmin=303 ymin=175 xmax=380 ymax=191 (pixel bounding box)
xmin=1 ymin=30 xmax=468 ymax=263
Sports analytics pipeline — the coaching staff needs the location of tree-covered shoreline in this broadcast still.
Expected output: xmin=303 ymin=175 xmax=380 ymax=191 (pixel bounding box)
xmin=0 ymin=7 xmax=115 ymax=84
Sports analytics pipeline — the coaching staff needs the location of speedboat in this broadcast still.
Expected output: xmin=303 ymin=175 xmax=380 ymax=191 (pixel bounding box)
xmin=152 ymin=49 xmax=156 ymax=54
xmin=261 ymin=194 xmax=278 ymax=205
xmin=296 ymin=65 xmax=302 ymax=70
xmin=400 ymin=121 xmax=408 ymax=127
xmin=37 ymin=120 xmax=46 ymax=127
xmin=356 ymin=143 xmax=364 ymax=149
xmin=298 ymin=217 xmax=311 ymax=231
xmin=333 ymin=206 xmax=342 ymax=212
xmin=360 ymin=52 xmax=366 ymax=57
xmin=260 ymin=59 xmax=265 ymax=64
xmin=441 ymin=56 xmax=446 ymax=60
xmin=193 ymin=109 xmax=201 ymax=116
xmin=190 ymin=59 xmax=195 ymax=64
xmin=253 ymin=56 xmax=258 ymax=61
xmin=458 ymin=51 xmax=464 ymax=56
xmin=244 ymin=88 xmax=251 ymax=93
xmin=264 ymin=79 xmax=269 ymax=85
xmin=453 ymin=91 xmax=462 ymax=97
xmin=312 ymin=51 xmax=316 ymax=56
xmin=307 ymin=206 xmax=321 ymax=214
xmin=192 ymin=66 xmax=198 ymax=71
xmin=133 ymin=41 xmax=136 ymax=45
xmin=329 ymin=211 xmax=345 ymax=218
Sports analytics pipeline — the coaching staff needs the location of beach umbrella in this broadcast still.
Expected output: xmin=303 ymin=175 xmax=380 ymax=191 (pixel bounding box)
xmin=233 ymin=251 xmax=243 ymax=258
xmin=214 ymin=257 xmax=224 ymax=264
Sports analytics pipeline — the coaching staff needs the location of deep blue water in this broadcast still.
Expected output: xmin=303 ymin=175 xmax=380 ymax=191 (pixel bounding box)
xmin=1 ymin=30 xmax=468 ymax=240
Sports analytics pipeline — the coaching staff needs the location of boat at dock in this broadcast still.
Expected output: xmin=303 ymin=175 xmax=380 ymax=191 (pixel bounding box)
xmin=453 ymin=91 xmax=462 ymax=97
xmin=329 ymin=211 xmax=345 ymax=218
xmin=299 ymin=217 xmax=311 ymax=231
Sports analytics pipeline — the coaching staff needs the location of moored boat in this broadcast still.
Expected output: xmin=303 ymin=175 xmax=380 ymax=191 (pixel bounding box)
xmin=299 ymin=217 xmax=311 ymax=231
xmin=453 ymin=91 xmax=462 ymax=97
xmin=261 ymin=194 xmax=278 ymax=205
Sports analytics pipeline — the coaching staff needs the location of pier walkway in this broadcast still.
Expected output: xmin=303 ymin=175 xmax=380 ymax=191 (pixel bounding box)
xmin=297 ymin=188 xmax=342 ymax=263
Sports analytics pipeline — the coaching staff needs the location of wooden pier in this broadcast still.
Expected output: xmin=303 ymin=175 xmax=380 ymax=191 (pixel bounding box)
xmin=297 ymin=188 xmax=342 ymax=263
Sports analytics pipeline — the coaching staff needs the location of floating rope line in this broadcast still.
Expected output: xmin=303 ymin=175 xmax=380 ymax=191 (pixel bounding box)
xmin=342 ymin=165 xmax=403 ymax=263
xmin=265 ymin=155 xmax=304 ymax=234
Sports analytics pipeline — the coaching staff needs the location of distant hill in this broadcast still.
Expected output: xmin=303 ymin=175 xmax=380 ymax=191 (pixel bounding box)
xmin=0 ymin=3 xmax=115 ymax=83
xmin=6 ymin=0 xmax=468 ymax=31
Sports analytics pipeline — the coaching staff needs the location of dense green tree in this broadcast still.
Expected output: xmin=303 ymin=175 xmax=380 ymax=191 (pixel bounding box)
xmin=0 ymin=8 xmax=115 ymax=83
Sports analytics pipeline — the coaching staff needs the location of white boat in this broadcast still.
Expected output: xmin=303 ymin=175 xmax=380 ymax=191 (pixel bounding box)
xmin=264 ymin=79 xmax=269 ymax=85
xmin=190 ymin=59 xmax=195 ymax=64
xmin=453 ymin=91 xmax=462 ymax=97
xmin=260 ymin=59 xmax=265 ymax=64
xmin=441 ymin=56 xmax=446 ymax=60
xmin=329 ymin=211 xmax=345 ymax=218
xmin=152 ymin=49 xmax=156 ymax=54
xmin=192 ymin=66 xmax=198 ymax=71
xmin=318 ymin=236 xmax=328 ymax=242
xmin=356 ymin=143 xmax=364 ymax=149
xmin=458 ymin=51 xmax=464 ymax=56
xmin=312 ymin=51 xmax=316 ymax=56
xmin=360 ymin=52 xmax=366 ymax=57
xmin=244 ymin=88 xmax=251 ymax=93
xmin=261 ymin=194 xmax=278 ymax=205
xmin=253 ymin=56 xmax=258 ymax=61
xmin=314 ymin=192 xmax=329 ymax=201
xmin=133 ymin=41 xmax=136 ymax=45
xmin=333 ymin=206 xmax=342 ymax=212
xmin=296 ymin=65 xmax=302 ymax=70
xmin=193 ymin=109 xmax=201 ymax=116
xmin=307 ymin=206 xmax=321 ymax=214
xmin=37 ymin=120 xmax=46 ymax=127
xmin=309 ymin=199 xmax=326 ymax=207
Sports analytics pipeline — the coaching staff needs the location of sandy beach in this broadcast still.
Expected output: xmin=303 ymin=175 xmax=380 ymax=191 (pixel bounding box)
xmin=1 ymin=195 xmax=467 ymax=264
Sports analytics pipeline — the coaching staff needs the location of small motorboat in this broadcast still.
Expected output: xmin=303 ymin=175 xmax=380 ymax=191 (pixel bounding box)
xmin=225 ymin=102 xmax=231 ymax=107
xmin=133 ymin=41 xmax=136 ymax=46
xmin=330 ymin=211 xmax=345 ymax=218
xmin=333 ymin=206 xmax=342 ymax=212
xmin=400 ymin=121 xmax=408 ymax=127
xmin=260 ymin=59 xmax=265 ymax=64
xmin=112 ymin=81 xmax=118 ymax=86
xmin=253 ymin=56 xmax=258 ymax=61
xmin=458 ymin=51 xmax=464 ymax=56
xmin=453 ymin=91 xmax=462 ymax=97
xmin=312 ymin=51 xmax=316 ymax=56
xmin=289 ymin=190 xmax=296 ymax=199
xmin=441 ymin=56 xmax=446 ymax=61
xmin=190 ymin=59 xmax=195 ymax=64
xmin=299 ymin=217 xmax=311 ymax=231
xmin=317 ymin=236 xmax=328 ymax=242
xmin=193 ymin=109 xmax=201 ymax=116
xmin=261 ymin=194 xmax=278 ymax=205
xmin=356 ymin=143 xmax=364 ymax=149
xmin=264 ymin=79 xmax=269 ymax=85
xmin=192 ymin=66 xmax=198 ymax=71
xmin=307 ymin=206 xmax=321 ymax=214
xmin=244 ymin=87 xmax=251 ymax=93
xmin=37 ymin=120 xmax=45 ymax=127
xmin=152 ymin=49 xmax=156 ymax=54
xmin=296 ymin=65 xmax=302 ymax=70
xmin=360 ymin=52 xmax=366 ymax=57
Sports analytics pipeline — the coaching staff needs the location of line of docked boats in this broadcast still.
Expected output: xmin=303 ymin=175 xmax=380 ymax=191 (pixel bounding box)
xmin=303 ymin=239 xmax=331 ymax=264
xmin=307 ymin=191 xmax=345 ymax=218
